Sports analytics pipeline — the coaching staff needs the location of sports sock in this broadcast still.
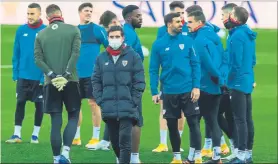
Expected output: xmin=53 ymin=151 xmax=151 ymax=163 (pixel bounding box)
xmin=74 ymin=126 xmax=80 ymax=139
xmin=212 ymin=147 xmax=221 ymax=160
xmin=179 ymin=130 xmax=183 ymax=137
xmin=194 ymin=150 xmax=201 ymax=160
xmin=93 ymin=126 xmax=100 ymax=140
xmin=160 ymin=130 xmax=167 ymax=145
xmin=32 ymin=126 xmax=41 ymax=137
xmin=203 ymin=138 xmax=212 ymax=149
xmin=174 ymin=152 xmax=181 ymax=160
xmin=116 ymin=157 xmax=119 ymax=164
xmin=130 ymin=153 xmax=140 ymax=162
xmin=221 ymin=135 xmax=226 ymax=145
xmin=237 ymin=150 xmax=246 ymax=161
xmin=188 ymin=147 xmax=195 ymax=161
xmin=61 ymin=146 xmax=70 ymax=159
xmin=14 ymin=125 xmax=22 ymax=138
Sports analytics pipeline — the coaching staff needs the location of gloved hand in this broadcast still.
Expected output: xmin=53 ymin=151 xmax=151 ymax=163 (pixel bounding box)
xmin=51 ymin=76 xmax=68 ymax=91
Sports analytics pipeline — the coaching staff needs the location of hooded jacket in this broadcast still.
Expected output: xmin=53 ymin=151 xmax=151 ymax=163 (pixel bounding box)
xmin=191 ymin=25 xmax=226 ymax=94
xmin=227 ymin=24 xmax=257 ymax=94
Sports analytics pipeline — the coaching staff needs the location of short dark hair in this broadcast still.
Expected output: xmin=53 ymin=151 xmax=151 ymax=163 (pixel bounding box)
xmin=185 ymin=5 xmax=203 ymax=14
xmin=78 ymin=3 xmax=93 ymax=12
xmin=107 ymin=26 xmax=124 ymax=36
xmin=164 ymin=13 xmax=180 ymax=27
xmin=46 ymin=4 xmax=61 ymax=17
xmin=122 ymin=5 xmax=139 ymax=19
xmin=28 ymin=3 xmax=41 ymax=11
xmin=99 ymin=10 xmax=117 ymax=28
xmin=221 ymin=3 xmax=237 ymax=11
xmin=233 ymin=6 xmax=249 ymax=24
xmin=169 ymin=1 xmax=184 ymax=11
xmin=188 ymin=11 xmax=206 ymax=24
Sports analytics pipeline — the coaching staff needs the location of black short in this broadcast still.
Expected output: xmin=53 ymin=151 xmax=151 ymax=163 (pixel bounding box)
xmin=79 ymin=77 xmax=93 ymax=99
xmin=43 ymin=81 xmax=81 ymax=114
xmin=16 ymin=78 xmax=43 ymax=102
xmin=163 ymin=93 xmax=200 ymax=119
xmin=199 ymin=91 xmax=221 ymax=117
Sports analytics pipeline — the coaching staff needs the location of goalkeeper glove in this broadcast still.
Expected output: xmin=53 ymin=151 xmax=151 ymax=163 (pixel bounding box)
xmin=51 ymin=76 xmax=68 ymax=91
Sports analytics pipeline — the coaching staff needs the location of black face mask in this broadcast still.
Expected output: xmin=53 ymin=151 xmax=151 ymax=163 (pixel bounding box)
xmin=223 ymin=16 xmax=240 ymax=30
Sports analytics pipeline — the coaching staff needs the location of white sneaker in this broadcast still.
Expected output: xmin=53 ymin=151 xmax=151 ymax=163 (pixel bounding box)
xmin=88 ymin=140 xmax=110 ymax=150
xmin=116 ymin=157 xmax=119 ymax=164
xmin=180 ymin=148 xmax=184 ymax=152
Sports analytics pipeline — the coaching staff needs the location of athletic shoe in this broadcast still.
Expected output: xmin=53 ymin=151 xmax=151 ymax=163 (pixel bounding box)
xmin=194 ymin=158 xmax=203 ymax=164
xmin=88 ymin=140 xmax=110 ymax=150
xmin=72 ymin=138 xmax=81 ymax=146
xmin=201 ymin=149 xmax=213 ymax=158
xmin=221 ymin=143 xmax=230 ymax=155
xmin=171 ymin=158 xmax=182 ymax=163
xmin=58 ymin=155 xmax=71 ymax=164
xmin=6 ymin=135 xmax=22 ymax=143
xmin=85 ymin=138 xmax=99 ymax=148
xmin=152 ymin=144 xmax=168 ymax=152
xmin=30 ymin=135 xmax=39 ymax=144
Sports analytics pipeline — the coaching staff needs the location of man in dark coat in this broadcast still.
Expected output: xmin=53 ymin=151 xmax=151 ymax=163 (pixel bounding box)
xmin=91 ymin=25 xmax=145 ymax=164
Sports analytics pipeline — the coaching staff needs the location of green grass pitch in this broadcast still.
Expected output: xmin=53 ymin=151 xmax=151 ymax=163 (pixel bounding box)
xmin=1 ymin=25 xmax=277 ymax=163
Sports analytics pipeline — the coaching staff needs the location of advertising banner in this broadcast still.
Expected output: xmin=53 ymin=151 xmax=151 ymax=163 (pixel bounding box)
xmin=0 ymin=1 xmax=277 ymax=29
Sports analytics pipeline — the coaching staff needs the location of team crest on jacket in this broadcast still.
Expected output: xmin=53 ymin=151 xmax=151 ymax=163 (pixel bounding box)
xmin=122 ymin=60 xmax=128 ymax=67
xmin=179 ymin=44 xmax=184 ymax=50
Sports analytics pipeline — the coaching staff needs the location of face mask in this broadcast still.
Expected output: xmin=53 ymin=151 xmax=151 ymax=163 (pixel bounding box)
xmin=223 ymin=15 xmax=240 ymax=29
xmin=109 ymin=38 xmax=122 ymax=50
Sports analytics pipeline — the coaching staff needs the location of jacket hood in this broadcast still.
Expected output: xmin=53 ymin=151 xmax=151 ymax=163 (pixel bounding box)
xmin=230 ymin=24 xmax=257 ymax=40
xmin=205 ymin=22 xmax=220 ymax=33
xmin=198 ymin=26 xmax=221 ymax=45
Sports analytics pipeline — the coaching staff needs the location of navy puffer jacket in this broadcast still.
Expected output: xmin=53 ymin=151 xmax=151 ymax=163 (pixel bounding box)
xmin=92 ymin=46 xmax=145 ymax=122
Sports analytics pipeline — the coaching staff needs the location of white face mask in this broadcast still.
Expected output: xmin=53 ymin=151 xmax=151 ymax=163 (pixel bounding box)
xmin=109 ymin=38 xmax=122 ymax=50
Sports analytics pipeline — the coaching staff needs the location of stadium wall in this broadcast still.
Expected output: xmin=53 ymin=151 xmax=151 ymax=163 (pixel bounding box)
xmin=0 ymin=1 xmax=277 ymax=29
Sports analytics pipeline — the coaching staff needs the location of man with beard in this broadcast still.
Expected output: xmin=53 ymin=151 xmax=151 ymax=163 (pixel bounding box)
xmin=220 ymin=3 xmax=239 ymax=161
xmin=72 ymin=3 xmax=109 ymax=149
xmin=187 ymin=10 xmax=228 ymax=163
xmin=153 ymin=1 xmax=186 ymax=153
xmin=225 ymin=6 xmax=256 ymax=164
xmin=6 ymin=3 xmax=46 ymax=144
xmin=122 ymin=5 xmax=144 ymax=163
xmin=150 ymin=13 xmax=202 ymax=164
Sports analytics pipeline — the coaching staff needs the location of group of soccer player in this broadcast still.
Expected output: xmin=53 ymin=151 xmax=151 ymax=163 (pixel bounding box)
xmin=6 ymin=1 xmax=256 ymax=164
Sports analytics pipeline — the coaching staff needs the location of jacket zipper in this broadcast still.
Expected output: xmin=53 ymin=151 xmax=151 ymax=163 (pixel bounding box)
xmin=111 ymin=55 xmax=121 ymax=121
